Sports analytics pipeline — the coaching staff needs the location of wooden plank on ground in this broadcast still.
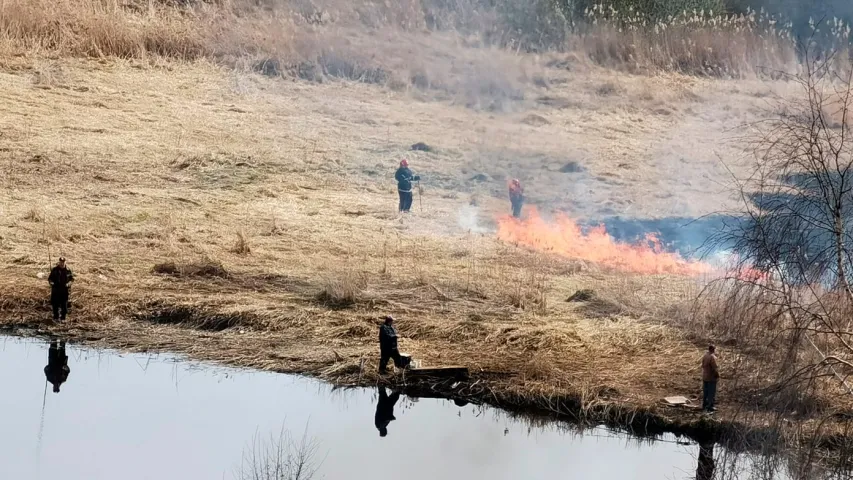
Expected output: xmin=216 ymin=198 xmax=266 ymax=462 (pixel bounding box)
xmin=406 ymin=366 xmax=469 ymax=379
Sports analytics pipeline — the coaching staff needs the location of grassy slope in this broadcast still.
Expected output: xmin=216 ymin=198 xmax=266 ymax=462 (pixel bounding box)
xmin=0 ymin=35 xmax=822 ymax=437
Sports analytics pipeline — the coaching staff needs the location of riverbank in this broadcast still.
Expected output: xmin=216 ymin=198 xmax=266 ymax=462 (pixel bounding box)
xmin=0 ymin=312 xmax=832 ymax=455
xmin=1 ymin=41 xmax=850 ymax=452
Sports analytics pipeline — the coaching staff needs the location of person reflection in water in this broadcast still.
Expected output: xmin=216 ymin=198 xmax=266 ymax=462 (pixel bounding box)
xmin=374 ymin=386 xmax=401 ymax=438
xmin=44 ymin=340 xmax=70 ymax=394
xmin=696 ymin=442 xmax=715 ymax=480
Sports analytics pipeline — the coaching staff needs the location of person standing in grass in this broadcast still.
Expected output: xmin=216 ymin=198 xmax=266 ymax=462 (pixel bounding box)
xmin=395 ymin=159 xmax=419 ymax=213
xmin=701 ymin=345 xmax=720 ymax=413
xmin=379 ymin=315 xmax=403 ymax=374
xmin=48 ymin=257 xmax=74 ymax=322
xmin=509 ymin=178 xmax=524 ymax=218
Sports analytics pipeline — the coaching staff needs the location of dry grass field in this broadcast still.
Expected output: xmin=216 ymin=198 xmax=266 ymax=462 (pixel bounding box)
xmin=0 ymin=0 xmax=846 ymax=444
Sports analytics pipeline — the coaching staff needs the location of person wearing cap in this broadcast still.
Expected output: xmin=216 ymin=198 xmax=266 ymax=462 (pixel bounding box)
xmin=44 ymin=339 xmax=70 ymax=393
xmin=701 ymin=345 xmax=720 ymax=413
xmin=379 ymin=315 xmax=403 ymax=374
xmin=48 ymin=257 xmax=75 ymax=322
xmin=509 ymin=179 xmax=524 ymax=218
xmin=394 ymin=159 xmax=420 ymax=213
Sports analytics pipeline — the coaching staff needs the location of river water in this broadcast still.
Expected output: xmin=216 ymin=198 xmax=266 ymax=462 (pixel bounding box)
xmin=0 ymin=337 xmax=792 ymax=480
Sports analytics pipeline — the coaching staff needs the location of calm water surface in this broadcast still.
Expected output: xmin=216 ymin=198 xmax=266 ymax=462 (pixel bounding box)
xmin=0 ymin=337 xmax=753 ymax=479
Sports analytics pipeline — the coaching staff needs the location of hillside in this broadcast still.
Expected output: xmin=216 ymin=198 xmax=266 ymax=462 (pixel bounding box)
xmin=1 ymin=0 xmax=847 ymax=450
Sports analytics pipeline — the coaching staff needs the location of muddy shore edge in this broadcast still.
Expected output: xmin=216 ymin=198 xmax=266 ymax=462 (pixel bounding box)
xmin=0 ymin=316 xmax=823 ymax=456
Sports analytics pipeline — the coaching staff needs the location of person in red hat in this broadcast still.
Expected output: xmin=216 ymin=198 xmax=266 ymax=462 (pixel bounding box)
xmin=509 ymin=178 xmax=524 ymax=218
xmin=394 ymin=159 xmax=420 ymax=213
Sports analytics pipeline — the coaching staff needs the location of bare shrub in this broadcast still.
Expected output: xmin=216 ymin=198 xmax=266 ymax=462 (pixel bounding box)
xmin=317 ymin=271 xmax=366 ymax=307
xmin=31 ymin=61 xmax=63 ymax=87
xmin=457 ymin=62 xmax=524 ymax=111
xmin=233 ymin=425 xmax=323 ymax=480
xmin=232 ymin=230 xmax=252 ymax=255
xmin=594 ymin=81 xmax=619 ymax=96
xmin=23 ymin=207 xmax=43 ymax=222
xmin=706 ymin=56 xmax=853 ymax=423
xmin=518 ymin=351 xmax=560 ymax=381
xmin=317 ymin=50 xmax=390 ymax=84
xmin=500 ymin=267 xmax=550 ymax=313
xmin=152 ymin=257 xmax=228 ymax=277
xmin=492 ymin=0 xmax=571 ymax=51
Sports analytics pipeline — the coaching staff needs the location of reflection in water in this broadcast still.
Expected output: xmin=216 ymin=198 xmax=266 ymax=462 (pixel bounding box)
xmin=234 ymin=425 xmax=324 ymax=480
xmin=374 ymin=386 xmax=401 ymax=438
xmin=44 ymin=339 xmax=70 ymax=394
xmin=697 ymin=442 xmax=715 ymax=480
xmin=2 ymin=337 xmax=850 ymax=480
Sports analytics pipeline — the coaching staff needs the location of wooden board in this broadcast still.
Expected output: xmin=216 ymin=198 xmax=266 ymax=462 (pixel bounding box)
xmin=406 ymin=366 xmax=469 ymax=379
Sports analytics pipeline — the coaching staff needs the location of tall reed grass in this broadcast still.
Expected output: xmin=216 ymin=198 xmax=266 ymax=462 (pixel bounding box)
xmin=0 ymin=0 xmax=849 ymax=78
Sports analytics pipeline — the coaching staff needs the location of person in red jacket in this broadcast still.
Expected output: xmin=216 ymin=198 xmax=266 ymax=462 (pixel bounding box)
xmin=509 ymin=179 xmax=524 ymax=218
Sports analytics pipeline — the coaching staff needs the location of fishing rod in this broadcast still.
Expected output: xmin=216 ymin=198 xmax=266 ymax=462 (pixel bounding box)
xmin=35 ymin=375 xmax=48 ymax=478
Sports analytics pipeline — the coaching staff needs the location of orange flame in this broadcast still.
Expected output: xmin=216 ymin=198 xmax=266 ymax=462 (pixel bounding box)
xmin=731 ymin=265 xmax=770 ymax=283
xmin=497 ymin=208 xmax=714 ymax=276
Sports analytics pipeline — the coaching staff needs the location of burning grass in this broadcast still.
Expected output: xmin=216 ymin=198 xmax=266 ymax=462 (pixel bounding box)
xmin=498 ymin=208 xmax=714 ymax=276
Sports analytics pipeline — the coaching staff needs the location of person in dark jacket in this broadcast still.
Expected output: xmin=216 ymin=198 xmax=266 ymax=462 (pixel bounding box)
xmin=395 ymin=159 xmax=420 ymax=213
xmin=701 ymin=345 xmax=719 ymax=413
xmin=379 ymin=315 xmax=403 ymax=374
xmin=44 ymin=339 xmax=70 ymax=394
xmin=696 ymin=441 xmax=715 ymax=480
xmin=374 ymin=386 xmax=401 ymax=437
xmin=509 ymin=179 xmax=524 ymax=218
xmin=48 ymin=257 xmax=74 ymax=322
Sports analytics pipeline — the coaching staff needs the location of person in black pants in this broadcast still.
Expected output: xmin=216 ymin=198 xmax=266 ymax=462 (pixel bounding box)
xmin=395 ymin=159 xmax=420 ymax=213
xmin=48 ymin=257 xmax=75 ymax=322
xmin=374 ymin=386 xmax=401 ymax=437
xmin=379 ymin=316 xmax=403 ymax=374
xmin=44 ymin=339 xmax=70 ymax=394
xmin=701 ymin=345 xmax=719 ymax=413
xmin=696 ymin=441 xmax=715 ymax=480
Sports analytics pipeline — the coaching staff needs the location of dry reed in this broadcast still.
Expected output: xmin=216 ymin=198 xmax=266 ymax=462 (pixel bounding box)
xmin=0 ymin=0 xmax=831 ymax=81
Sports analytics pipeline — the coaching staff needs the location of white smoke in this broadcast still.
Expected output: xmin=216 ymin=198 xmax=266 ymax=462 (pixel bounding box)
xmin=457 ymin=205 xmax=490 ymax=234
xmin=706 ymin=249 xmax=743 ymax=271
